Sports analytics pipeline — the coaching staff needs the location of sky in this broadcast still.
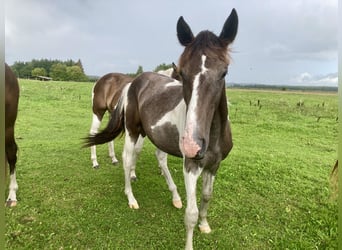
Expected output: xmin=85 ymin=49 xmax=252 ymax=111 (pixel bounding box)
xmin=5 ymin=0 xmax=338 ymax=86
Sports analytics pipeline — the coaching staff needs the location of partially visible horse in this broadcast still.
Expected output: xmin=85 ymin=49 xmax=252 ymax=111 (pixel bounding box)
xmin=5 ymin=63 xmax=20 ymax=207
xmin=89 ymin=73 xmax=133 ymax=168
xmin=88 ymin=70 xmax=182 ymax=208
xmin=85 ymin=9 xmax=238 ymax=249
xmin=89 ymin=69 xmax=177 ymax=168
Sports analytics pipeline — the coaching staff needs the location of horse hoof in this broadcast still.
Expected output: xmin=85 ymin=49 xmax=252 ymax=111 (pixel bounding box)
xmin=93 ymin=165 xmax=99 ymax=169
xmin=199 ymin=225 xmax=211 ymax=234
xmin=130 ymin=176 xmax=137 ymax=182
xmin=129 ymin=203 xmax=139 ymax=209
xmin=172 ymin=200 xmax=182 ymax=209
xmin=111 ymin=159 xmax=119 ymax=165
xmin=5 ymin=200 xmax=17 ymax=207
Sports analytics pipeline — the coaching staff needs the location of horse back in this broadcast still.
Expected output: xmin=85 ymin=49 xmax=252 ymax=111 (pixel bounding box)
xmin=92 ymin=73 xmax=133 ymax=115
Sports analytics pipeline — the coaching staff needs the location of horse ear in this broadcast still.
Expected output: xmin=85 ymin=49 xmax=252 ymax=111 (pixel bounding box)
xmin=219 ymin=8 xmax=238 ymax=45
xmin=171 ymin=62 xmax=182 ymax=81
xmin=177 ymin=16 xmax=194 ymax=46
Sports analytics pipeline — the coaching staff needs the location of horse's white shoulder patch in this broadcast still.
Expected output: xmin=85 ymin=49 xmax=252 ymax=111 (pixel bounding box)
xmin=151 ymin=99 xmax=186 ymax=132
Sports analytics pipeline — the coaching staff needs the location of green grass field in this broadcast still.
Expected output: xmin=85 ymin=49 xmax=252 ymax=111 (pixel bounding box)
xmin=5 ymin=79 xmax=337 ymax=249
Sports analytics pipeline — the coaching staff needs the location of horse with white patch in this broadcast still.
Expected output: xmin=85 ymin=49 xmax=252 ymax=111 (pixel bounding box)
xmin=85 ymin=9 xmax=238 ymax=249
xmin=89 ymin=73 xmax=133 ymax=168
xmin=88 ymin=70 xmax=182 ymax=208
xmin=5 ymin=63 xmax=20 ymax=207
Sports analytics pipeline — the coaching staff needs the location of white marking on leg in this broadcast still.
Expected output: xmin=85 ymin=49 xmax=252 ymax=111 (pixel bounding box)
xmin=155 ymin=149 xmax=182 ymax=208
xmin=90 ymin=113 xmax=101 ymax=167
xmin=108 ymin=140 xmax=118 ymax=164
xmin=122 ymin=134 xmax=139 ymax=209
xmin=198 ymin=170 xmax=215 ymax=233
xmin=7 ymin=171 xmax=18 ymax=205
xmin=184 ymin=164 xmax=203 ymax=250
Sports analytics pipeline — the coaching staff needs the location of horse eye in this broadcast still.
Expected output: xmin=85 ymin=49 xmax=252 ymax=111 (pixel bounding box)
xmin=221 ymin=70 xmax=228 ymax=79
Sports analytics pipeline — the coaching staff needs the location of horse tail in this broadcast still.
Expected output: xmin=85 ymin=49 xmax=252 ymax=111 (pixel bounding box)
xmin=84 ymin=96 xmax=125 ymax=147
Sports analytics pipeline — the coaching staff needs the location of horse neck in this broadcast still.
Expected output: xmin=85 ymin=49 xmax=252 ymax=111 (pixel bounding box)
xmin=210 ymin=86 xmax=232 ymax=158
xmin=217 ymin=86 xmax=229 ymax=123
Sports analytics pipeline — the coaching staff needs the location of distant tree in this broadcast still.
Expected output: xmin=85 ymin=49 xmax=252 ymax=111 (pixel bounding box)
xmin=154 ymin=63 xmax=173 ymax=72
xmin=21 ymin=63 xmax=34 ymax=78
xmin=50 ymin=63 xmax=68 ymax=81
xmin=31 ymin=67 xmax=47 ymax=77
xmin=136 ymin=65 xmax=143 ymax=75
xmin=76 ymin=59 xmax=85 ymax=74
xmin=127 ymin=65 xmax=144 ymax=78
xmin=11 ymin=58 xmax=89 ymax=81
xmin=67 ymin=65 xmax=88 ymax=81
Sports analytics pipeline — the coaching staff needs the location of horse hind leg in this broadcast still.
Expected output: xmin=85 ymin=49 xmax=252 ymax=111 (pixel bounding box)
xmin=155 ymin=149 xmax=182 ymax=209
xmin=5 ymin=140 xmax=18 ymax=207
xmin=127 ymin=135 xmax=145 ymax=182
xmin=108 ymin=141 xmax=119 ymax=165
xmin=122 ymin=134 xmax=140 ymax=209
xmin=89 ymin=113 xmax=102 ymax=168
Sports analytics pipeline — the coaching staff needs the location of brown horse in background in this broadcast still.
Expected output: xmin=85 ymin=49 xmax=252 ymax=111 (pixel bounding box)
xmin=89 ymin=73 xmax=133 ymax=168
xmin=5 ymin=63 xmax=20 ymax=207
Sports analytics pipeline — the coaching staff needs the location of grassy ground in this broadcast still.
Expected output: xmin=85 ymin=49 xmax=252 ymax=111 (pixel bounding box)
xmin=5 ymin=79 xmax=338 ymax=249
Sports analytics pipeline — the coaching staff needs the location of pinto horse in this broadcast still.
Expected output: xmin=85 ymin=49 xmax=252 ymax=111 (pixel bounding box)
xmin=5 ymin=63 xmax=20 ymax=207
xmin=89 ymin=70 xmax=182 ymax=208
xmin=85 ymin=9 xmax=238 ymax=249
xmin=89 ymin=69 xmax=176 ymax=169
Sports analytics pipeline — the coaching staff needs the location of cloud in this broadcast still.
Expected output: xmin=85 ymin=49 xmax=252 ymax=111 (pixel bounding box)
xmin=291 ymin=72 xmax=337 ymax=86
xmin=5 ymin=0 xmax=338 ymax=85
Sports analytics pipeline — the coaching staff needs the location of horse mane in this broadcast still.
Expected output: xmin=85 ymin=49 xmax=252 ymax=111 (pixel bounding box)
xmin=178 ymin=31 xmax=230 ymax=68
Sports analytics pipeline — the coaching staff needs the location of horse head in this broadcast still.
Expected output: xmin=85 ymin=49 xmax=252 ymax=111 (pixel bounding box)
xmin=176 ymin=9 xmax=238 ymax=160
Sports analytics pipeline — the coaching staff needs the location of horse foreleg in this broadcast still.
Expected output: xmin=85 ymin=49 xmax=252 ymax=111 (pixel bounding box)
xmin=184 ymin=163 xmax=203 ymax=250
xmin=108 ymin=140 xmax=119 ymax=165
xmin=155 ymin=149 xmax=182 ymax=208
xmin=198 ymin=170 xmax=215 ymax=233
xmin=5 ymin=139 xmax=18 ymax=207
xmin=89 ymin=114 xmax=102 ymax=168
xmin=6 ymin=170 xmax=18 ymax=207
xmin=123 ymin=135 xmax=139 ymax=209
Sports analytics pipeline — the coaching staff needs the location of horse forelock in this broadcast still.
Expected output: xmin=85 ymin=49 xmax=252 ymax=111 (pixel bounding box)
xmin=178 ymin=31 xmax=229 ymax=71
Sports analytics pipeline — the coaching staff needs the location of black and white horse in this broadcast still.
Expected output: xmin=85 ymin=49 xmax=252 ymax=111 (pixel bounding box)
xmin=85 ymin=9 xmax=238 ymax=249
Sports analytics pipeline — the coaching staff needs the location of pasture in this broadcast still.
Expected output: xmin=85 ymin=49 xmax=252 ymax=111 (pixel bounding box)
xmin=5 ymin=79 xmax=337 ymax=249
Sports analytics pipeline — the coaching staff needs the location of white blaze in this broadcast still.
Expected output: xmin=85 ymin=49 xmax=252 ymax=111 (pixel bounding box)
xmin=180 ymin=55 xmax=208 ymax=158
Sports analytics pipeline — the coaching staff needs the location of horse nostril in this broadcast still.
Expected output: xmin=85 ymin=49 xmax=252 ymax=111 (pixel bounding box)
xmin=194 ymin=151 xmax=204 ymax=160
xmin=193 ymin=139 xmax=206 ymax=160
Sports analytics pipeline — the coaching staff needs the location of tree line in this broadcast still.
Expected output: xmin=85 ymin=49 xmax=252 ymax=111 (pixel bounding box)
xmin=10 ymin=59 xmax=89 ymax=82
xmin=10 ymin=59 xmax=173 ymax=82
